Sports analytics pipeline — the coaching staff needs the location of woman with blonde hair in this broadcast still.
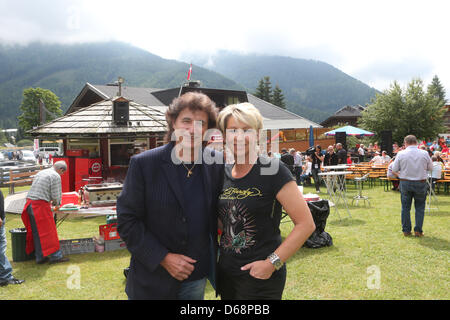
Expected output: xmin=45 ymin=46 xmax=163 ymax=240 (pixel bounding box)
xmin=215 ymin=102 xmax=315 ymax=300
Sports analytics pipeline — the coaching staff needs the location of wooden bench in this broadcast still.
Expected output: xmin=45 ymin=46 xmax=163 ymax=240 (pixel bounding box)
xmin=380 ymin=177 xmax=399 ymax=191
xmin=436 ymin=170 xmax=450 ymax=194
xmin=4 ymin=166 xmax=46 ymax=194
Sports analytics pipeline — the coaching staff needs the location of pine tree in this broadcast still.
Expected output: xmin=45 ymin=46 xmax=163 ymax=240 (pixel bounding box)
xmin=427 ymin=75 xmax=447 ymax=103
xmin=255 ymin=78 xmax=265 ymax=99
xmin=272 ymin=84 xmax=286 ymax=109
xmin=263 ymin=76 xmax=272 ymax=102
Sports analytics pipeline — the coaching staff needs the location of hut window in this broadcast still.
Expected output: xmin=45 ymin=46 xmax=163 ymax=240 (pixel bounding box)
xmin=109 ymin=140 xmax=134 ymax=166
xmin=68 ymin=139 xmax=100 ymax=157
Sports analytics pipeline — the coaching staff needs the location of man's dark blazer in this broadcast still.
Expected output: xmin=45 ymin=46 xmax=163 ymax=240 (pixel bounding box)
xmin=280 ymin=152 xmax=294 ymax=173
xmin=116 ymin=142 xmax=223 ymax=300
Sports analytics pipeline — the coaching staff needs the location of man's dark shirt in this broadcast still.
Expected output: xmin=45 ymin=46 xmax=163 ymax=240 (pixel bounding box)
xmin=280 ymin=153 xmax=294 ymax=173
xmin=336 ymin=148 xmax=347 ymax=164
xmin=324 ymin=152 xmax=338 ymax=166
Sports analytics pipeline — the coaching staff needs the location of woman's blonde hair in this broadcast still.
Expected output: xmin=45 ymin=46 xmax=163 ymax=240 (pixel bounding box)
xmin=217 ymin=102 xmax=263 ymax=133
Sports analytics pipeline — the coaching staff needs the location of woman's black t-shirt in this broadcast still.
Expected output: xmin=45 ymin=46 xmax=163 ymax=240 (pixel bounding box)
xmin=218 ymin=156 xmax=295 ymax=276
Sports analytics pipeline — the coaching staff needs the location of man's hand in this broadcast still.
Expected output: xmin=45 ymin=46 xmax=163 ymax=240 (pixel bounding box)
xmin=160 ymin=253 xmax=197 ymax=281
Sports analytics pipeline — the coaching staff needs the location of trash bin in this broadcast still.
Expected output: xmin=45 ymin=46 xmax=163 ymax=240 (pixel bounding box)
xmin=304 ymin=200 xmax=333 ymax=248
xmin=9 ymin=228 xmax=35 ymax=262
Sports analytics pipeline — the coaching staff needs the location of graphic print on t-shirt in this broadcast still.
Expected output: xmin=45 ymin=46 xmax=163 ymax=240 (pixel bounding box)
xmin=219 ymin=197 xmax=257 ymax=254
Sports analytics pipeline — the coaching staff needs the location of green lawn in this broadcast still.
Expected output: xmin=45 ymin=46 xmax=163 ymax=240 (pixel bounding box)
xmin=1 ymin=182 xmax=449 ymax=300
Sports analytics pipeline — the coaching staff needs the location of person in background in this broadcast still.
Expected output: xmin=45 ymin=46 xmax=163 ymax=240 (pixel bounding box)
xmin=381 ymin=151 xmax=391 ymax=164
xmin=280 ymin=148 xmax=294 ymax=175
xmin=392 ymin=135 xmax=433 ymax=237
xmin=0 ymin=190 xmax=25 ymax=286
xmin=431 ymin=141 xmax=439 ymax=152
xmin=393 ymin=143 xmax=400 ymax=154
xmin=369 ymin=151 xmax=383 ymax=166
xmin=387 ymin=157 xmax=399 ymax=191
xmin=300 ymin=158 xmax=312 ymax=186
xmin=358 ymin=144 xmax=365 ymax=162
xmin=308 ymin=145 xmax=324 ymax=193
xmin=433 ymin=151 xmax=445 ymax=164
xmin=291 ymin=149 xmax=303 ymax=185
xmin=215 ymin=102 xmax=315 ymax=300
xmin=430 ymin=156 xmax=443 ymax=192
xmin=373 ymin=142 xmax=379 ymax=152
xmin=324 ymin=145 xmax=338 ymax=167
xmin=21 ymin=161 xmax=69 ymax=264
xmin=335 ymin=143 xmax=347 ymax=165
xmin=346 ymin=152 xmax=353 ymax=165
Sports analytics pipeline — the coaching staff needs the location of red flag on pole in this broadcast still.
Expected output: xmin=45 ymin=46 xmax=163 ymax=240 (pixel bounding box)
xmin=187 ymin=64 xmax=192 ymax=80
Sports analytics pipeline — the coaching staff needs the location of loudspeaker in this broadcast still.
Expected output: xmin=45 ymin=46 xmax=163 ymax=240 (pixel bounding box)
xmin=113 ymin=101 xmax=129 ymax=124
xmin=335 ymin=132 xmax=347 ymax=150
xmin=380 ymin=130 xmax=393 ymax=156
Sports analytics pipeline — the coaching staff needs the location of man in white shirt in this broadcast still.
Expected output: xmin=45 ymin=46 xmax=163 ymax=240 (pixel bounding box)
xmin=430 ymin=156 xmax=443 ymax=192
xmin=369 ymin=151 xmax=383 ymax=165
xmin=392 ymin=135 xmax=433 ymax=237
xmin=381 ymin=151 xmax=391 ymax=164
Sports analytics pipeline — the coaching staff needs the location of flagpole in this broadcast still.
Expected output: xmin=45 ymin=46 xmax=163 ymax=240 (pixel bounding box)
xmin=178 ymin=63 xmax=192 ymax=97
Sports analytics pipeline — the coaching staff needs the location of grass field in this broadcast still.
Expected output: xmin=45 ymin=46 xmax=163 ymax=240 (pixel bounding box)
xmin=0 ymin=182 xmax=449 ymax=300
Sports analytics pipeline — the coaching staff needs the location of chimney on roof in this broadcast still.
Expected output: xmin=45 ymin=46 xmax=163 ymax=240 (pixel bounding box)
xmin=112 ymin=96 xmax=129 ymax=125
xmin=117 ymin=76 xmax=124 ymax=96
xmin=106 ymin=76 xmax=125 ymax=96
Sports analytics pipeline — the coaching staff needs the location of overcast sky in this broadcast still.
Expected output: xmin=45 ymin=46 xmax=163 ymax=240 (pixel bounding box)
xmin=1 ymin=0 xmax=448 ymax=99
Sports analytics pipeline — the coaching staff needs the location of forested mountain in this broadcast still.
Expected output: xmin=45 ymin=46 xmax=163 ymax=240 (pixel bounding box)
xmin=0 ymin=41 xmax=243 ymax=128
xmin=0 ymin=41 xmax=380 ymax=129
xmin=181 ymin=51 xmax=380 ymax=123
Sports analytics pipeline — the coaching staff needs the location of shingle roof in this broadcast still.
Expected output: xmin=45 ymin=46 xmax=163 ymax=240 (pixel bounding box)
xmin=29 ymin=100 xmax=167 ymax=136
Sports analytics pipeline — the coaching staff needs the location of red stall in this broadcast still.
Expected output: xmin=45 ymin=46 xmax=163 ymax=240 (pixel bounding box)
xmin=53 ymin=156 xmax=75 ymax=193
xmin=74 ymin=157 xmax=102 ymax=192
xmin=54 ymin=149 xmax=102 ymax=193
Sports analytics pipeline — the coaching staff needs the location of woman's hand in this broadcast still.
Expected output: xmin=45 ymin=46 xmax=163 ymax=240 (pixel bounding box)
xmin=241 ymin=259 xmax=275 ymax=280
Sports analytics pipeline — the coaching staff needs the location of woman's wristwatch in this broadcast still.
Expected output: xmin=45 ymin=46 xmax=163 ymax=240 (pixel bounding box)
xmin=267 ymin=252 xmax=284 ymax=270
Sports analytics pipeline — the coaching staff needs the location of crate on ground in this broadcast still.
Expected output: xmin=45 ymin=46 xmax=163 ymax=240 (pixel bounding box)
xmin=105 ymin=238 xmax=127 ymax=251
xmin=60 ymin=238 xmax=95 ymax=255
xmin=99 ymin=223 xmax=120 ymax=240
